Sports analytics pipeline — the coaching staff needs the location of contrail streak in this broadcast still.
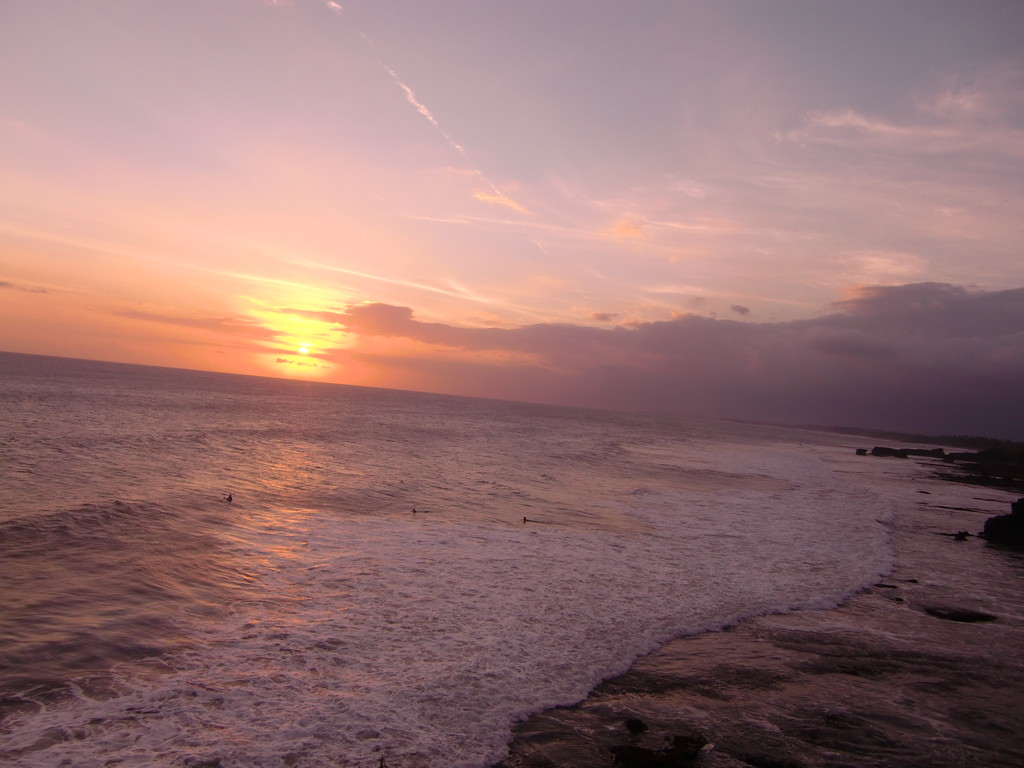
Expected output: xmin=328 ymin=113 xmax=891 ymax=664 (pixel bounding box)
xmin=381 ymin=62 xmax=470 ymax=160
xmin=322 ymin=1 xmax=527 ymax=214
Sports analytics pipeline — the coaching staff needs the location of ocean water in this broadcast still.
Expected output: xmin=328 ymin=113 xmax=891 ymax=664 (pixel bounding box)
xmin=0 ymin=352 xmax=895 ymax=768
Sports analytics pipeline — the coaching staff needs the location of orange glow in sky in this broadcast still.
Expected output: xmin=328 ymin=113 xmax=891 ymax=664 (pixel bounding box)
xmin=2 ymin=1 xmax=1023 ymax=435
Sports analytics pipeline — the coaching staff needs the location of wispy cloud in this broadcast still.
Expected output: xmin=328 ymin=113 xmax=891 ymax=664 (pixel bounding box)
xmin=843 ymin=250 xmax=929 ymax=286
xmin=299 ymin=260 xmax=497 ymax=303
xmin=793 ymin=108 xmax=963 ymax=151
xmin=114 ymin=310 xmax=281 ymax=341
xmin=608 ymin=219 xmax=645 ymax=239
xmin=472 ymin=189 xmax=528 ymax=213
xmin=783 ymin=66 xmax=1024 ymax=159
xmin=0 ymin=280 xmax=48 ymax=294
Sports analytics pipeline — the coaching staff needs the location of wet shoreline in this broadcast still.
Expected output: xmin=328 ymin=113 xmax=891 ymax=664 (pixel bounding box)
xmin=497 ymin=463 xmax=1024 ymax=768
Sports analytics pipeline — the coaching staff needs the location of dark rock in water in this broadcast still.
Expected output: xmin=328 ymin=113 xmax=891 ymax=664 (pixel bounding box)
xmin=609 ymin=732 xmax=708 ymax=767
xmin=868 ymin=448 xmax=946 ymax=460
xmin=855 ymin=448 xmax=868 ymax=456
xmin=952 ymin=530 xmax=970 ymax=541
xmin=923 ymin=606 xmax=997 ymax=623
xmin=667 ymin=733 xmax=710 ymax=758
xmin=982 ymin=497 xmax=1024 ymax=549
xmin=904 ymin=447 xmax=946 ymax=458
xmin=624 ymin=717 xmax=648 ymax=735
xmin=871 ymin=446 xmax=909 ymax=458
xmin=939 ymin=448 xmax=1024 ymax=490
xmin=869 ymin=446 xmax=947 ymax=459
xmin=609 ymin=744 xmax=665 ymax=767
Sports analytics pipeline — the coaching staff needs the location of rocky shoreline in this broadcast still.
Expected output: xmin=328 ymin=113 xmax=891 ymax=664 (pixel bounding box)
xmin=858 ymin=444 xmax=1024 ymax=495
xmin=495 ymin=453 xmax=1024 ymax=768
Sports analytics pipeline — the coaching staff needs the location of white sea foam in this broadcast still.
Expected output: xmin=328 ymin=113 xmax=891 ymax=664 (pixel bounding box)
xmin=1 ymin=443 xmax=893 ymax=768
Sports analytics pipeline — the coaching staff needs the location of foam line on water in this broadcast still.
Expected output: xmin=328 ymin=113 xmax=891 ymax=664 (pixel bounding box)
xmin=0 ymin=446 xmax=893 ymax=768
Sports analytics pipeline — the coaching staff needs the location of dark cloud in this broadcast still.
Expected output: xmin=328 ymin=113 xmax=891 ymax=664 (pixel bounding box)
xmin=730 ymin=305 xmax=750 ymax=316
xmin=323 ymin=283 xmax=1024 ymax=438
xmin=829 ymin=282 xmax=1024 ymax=339
xmin=115 ymin=310 xmax=281 ymax=341
xmin=591 ymin=312 xmax=618 ymax=322
xmin=806 ymin=331 xmax=897 ymax=359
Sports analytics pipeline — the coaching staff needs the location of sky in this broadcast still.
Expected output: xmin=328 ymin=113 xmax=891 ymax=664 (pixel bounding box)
xmin=1 ymin=0 xmax=1023 ymax=437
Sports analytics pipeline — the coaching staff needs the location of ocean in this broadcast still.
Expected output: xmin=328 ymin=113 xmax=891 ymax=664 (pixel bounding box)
xmin=0 ymin=351 xmax=922 ymax=766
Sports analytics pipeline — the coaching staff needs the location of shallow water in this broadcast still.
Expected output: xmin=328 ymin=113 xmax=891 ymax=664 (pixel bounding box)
xmin=0 ymin=352 xmax=897 ymax=767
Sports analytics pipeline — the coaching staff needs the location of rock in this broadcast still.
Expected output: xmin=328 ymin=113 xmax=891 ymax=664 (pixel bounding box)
xmin=667 ymin=733 xmax=710 ymax=759
xmin=982 ymin=497 xmax=1024 ymax=549
xmin=869 ymin=446 xmax=946 ymax=459
xmin=923 ymin=606 xmax=997 ymax=623
xmin=625 ymin=717 xmax=648 ymax=735
xmin=855 ymin=448 xmax=868 ymax=456
xmin=871 ymin=446 xmax=909 ymax=458
xmin=606 ymin=729 xmax=704 ymax=765
xmin=610 ymin=732 xmax=708 ymax=767
xmin=904 ymin=448 xmax=946 ymax=458
xmin=610 ymin=744 xmax=665 ymax=767
xmin=939 ymin=449 xmax=1024 ymax=490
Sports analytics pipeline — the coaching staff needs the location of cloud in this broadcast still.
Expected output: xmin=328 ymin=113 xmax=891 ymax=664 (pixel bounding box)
xmin=472 ymin=189 xmax=528 ymax=214
xmin=591 ymin=312 xmax=618 ymax=322
xmin=802 ymin=109 xmax=958 ymax=145
xmin=276 ymin=357 xmax=325 ymax=367
xmin=608 ymin=219 xmax=645 ymax=239
xmin=784 ymin=66 xmax=1024 ymax=160
xmin=115 ymin=310 xmax=281 ymax=341
xmin=730 ymin=305 xmax=750 ymax=316
xmin=0 ymin=280 xmax=48 ymax=294
xmin=320 ymin=283 xmax=1024 ymax=438
xmin=831 ymin=282 xmax=971 ymax=315
xmin=844 ymin=251 xmax=929 ymax=285
xmin=805 ymin=330 xmax=896 ymax=360
xmin=299 ymin=261 xmax=493 ymax=302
